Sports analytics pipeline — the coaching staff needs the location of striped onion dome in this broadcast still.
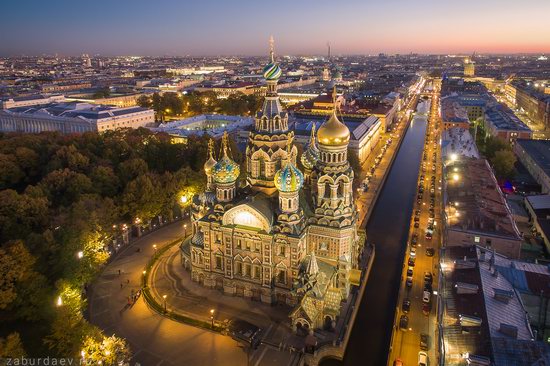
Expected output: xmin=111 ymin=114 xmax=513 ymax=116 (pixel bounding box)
xmin=263 ymin=62 xmax=282 ymax=80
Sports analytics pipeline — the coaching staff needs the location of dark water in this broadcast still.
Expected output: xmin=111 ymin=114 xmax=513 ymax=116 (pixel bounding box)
xmin=322 ymin=115 xmax=427 ymax=366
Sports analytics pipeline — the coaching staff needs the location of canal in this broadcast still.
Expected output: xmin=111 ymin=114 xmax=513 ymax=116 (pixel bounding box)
xmin=323 ymin=106 xmax=428 ymax=366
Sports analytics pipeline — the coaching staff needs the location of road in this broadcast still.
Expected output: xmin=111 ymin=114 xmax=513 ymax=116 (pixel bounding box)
xmin=388 ymin=82 xmax=443 ymax=366
xmin=323 ymin=89 xmax=428 ymax=366
xmin=88 ymin=221 xmax=249 ymax=366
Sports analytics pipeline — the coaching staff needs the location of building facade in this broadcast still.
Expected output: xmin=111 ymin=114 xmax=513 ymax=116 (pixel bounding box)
xmin=181 ymin=42 xmax=361 ymax=332
xmin=0 ymin=102 xmax=154 ymax=134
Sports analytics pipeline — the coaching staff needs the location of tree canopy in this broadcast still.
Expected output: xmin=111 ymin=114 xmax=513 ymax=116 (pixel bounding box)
xmin=0 ymin=128 xmax=210 ymax=359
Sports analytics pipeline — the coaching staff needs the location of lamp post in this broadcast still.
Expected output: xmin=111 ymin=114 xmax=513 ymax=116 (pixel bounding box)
xmin=184 ymin=224 xmax=188 ymax=237
xmin=153 ymin=244 xmax=157 ymax=254
xmin=142 ymin=270 xmax=147 ymax=288
xmin=163 ymin=295 xmax=167 ymax=312
xmin=210 ymin=309 xmax=215 ymax=328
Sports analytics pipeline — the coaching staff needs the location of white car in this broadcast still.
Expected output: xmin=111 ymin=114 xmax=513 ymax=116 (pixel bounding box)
xmin=422 ymin=291 xmax=431 ymax=303
xmin=418 ymin=351 xmax=428 ymax=366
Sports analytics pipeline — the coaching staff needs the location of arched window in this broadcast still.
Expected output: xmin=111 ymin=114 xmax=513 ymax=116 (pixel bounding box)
xmin=277 ymin=268 xmax=287 ymax=284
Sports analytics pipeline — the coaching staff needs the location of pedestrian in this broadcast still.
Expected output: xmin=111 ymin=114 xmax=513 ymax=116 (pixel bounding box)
xmin=118 ymin=269 xmax=121 ymax=275
xmin=127 ymin=279 xmax=130 ymax=284
xmin=120 ymin=283 xmax=123 ymax=289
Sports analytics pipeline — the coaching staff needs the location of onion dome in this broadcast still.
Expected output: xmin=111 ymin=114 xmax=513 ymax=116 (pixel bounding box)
xmin=212 ymin=132 xmax=240 ymax=184
xmin=317 ymin=109 xmax=350 ymax=147
xmin=301 ymin=123 xmax=320 ymax=170
xmin=275 ymin=149 xmax=304 ymax=193
xmin=204 ymin=139 xmax=217 ymax=175
xmin=263 ymin=62 xmax=282 ymax=81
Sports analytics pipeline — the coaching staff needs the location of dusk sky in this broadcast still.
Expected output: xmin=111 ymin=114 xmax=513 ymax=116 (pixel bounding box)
xmin=2 ymin=0 xmax=549 ymax=56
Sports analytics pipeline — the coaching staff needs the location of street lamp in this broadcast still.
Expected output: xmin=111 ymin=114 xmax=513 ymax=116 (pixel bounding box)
xmin=184 ymin=224 xmax=188 ymax=237
xmin=210 ymin=309 xmax=215 ymax=328
xmin=77 ymin=251 xmax=84 ymax=259
xmin=163 ymin=294 xmax=167 ymax=312
xmin=153 ymin=244 xmax=157 ymax=253
xmin=180 ymin=195 xmax=188 ymax=204
xmin=56 ymin=296 xmax=63 ymax=307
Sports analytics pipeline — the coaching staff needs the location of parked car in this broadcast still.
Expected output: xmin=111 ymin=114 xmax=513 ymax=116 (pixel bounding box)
xmin=422 ymin=290 xmax=431 ymax=303
xmin=399 ymin=315 xmax=409 ymax=330
xmin=410 ymin=247 xmax=417 ymax=257
xmin=408 ymin=257 xmax=416 ymax=267
xmin=422 ymin=302 xmax=431 ymax=316
xmin=406 ymin=277 xmax=413 ymax=288
xmin=227 ymin=319 xmax=261 ymax=349
xmin=402 ymin=299 xmax=411 ymax=314
xmin=418 ymin=351 xmax=428 ymax=366
xmin=420 ymin=334 xmax=429 ymax=351
xmin=424 ymin=272 xmax=433 ymax=284
xmin=407 ymin=267 xmax=414 ymax=277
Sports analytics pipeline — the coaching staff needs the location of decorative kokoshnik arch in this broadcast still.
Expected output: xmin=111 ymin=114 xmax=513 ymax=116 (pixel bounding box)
xmin=222 ymin=204 xmax=272 ymax=233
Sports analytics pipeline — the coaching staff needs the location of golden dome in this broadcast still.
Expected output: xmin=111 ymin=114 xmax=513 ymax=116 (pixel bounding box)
xmin=317 ymin=110 xmax=350 ymax=146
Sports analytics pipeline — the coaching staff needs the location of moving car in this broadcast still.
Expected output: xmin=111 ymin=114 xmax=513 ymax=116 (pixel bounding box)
xmin=425 ymin=247 xmax=435 ymax=257
xmin=424 ymin=272 xmax=433 ymax=284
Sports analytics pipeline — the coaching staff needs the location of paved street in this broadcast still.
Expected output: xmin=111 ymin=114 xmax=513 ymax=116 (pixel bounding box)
xmin=388 ymin=82 xmax=443 ymax=366
xmin=88 ymin=221 xmax=249 ymax=366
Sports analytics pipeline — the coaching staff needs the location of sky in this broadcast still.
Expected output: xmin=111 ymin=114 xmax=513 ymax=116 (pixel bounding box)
xmin=1 ymin=0 xmax=549 ymax=56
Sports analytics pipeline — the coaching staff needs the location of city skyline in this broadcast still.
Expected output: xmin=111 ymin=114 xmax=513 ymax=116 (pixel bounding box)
xmin=2 ymin=0 xmax=550 ymax=57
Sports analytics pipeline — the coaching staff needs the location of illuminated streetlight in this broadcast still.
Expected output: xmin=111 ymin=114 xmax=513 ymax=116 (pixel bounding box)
xmin=163 ymin=294 xmax=167 ymax=312
xmin=210 ymin=309 xmax=215 ymax=328
xmin=450 ymin=153 xmax=457 ymax=162
xmin=77 ymin=251 xmax=84 ymax=259
xmin=56 ymin=296 xmax=63 ymax=307
xmin=153 ymin=244 xmax=157 ymax=252
xmin=180 ymin=195 xmax=188 ymax=204
xmin=452 ymin=173 xmax=460 ymax=182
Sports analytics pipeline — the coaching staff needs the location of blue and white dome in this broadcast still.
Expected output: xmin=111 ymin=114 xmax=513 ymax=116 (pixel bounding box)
xmin=274 ymin=158 xmax=304 ymax=193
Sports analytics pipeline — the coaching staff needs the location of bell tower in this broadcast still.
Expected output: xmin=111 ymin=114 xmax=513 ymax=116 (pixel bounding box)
xmin=246 ymin=36 xmax=296 ymax=195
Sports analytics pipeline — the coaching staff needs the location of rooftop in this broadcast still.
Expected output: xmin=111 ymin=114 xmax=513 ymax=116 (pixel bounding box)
xmin=445 ymin=158 xmax=521 ymax=240
xmin=516 ymin=139 xmax=550 ymax=178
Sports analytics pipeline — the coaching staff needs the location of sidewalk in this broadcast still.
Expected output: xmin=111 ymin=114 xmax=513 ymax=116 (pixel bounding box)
xmin=88 ymin=220 xmax=249 ymax=366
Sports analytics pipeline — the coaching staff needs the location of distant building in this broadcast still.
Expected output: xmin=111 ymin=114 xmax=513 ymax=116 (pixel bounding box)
xmin=514 ymin=139 xmax=550 ymax=194
xmin=41 ymin=82 xmax=92 ymax=93
xmin=2 ymin=94 xmax=66 ymax=109
xmin=524 ymin=195 xmax=550 ymax=253
xmin=0 ymin=102 xmax=154 ymax=134
xmin=508 ymin=80 xmax=550 ymax=128
xmin=484 ymin=107 xmax=532 ymax=143
xmin=439 ymin=245 xmax=550 ymax=365
xmin=463 ymin=57 xmax=475 ymax=77
xmin=444 ymin=157 xmax=523 ymax=258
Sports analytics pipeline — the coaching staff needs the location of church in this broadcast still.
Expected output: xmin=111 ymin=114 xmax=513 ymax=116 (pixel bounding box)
xmin=181 ymin=39 xmax=362 ymax=332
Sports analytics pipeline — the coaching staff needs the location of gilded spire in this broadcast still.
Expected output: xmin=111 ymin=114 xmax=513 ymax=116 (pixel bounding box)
xmin=269 ymin=35 xmax=275 ymax=63
xmin=208 ymin=138 xmax=215 ymax=159
xmin=309 ymin=123 xmax=317 ymax=148
xmin=221 ymin=131 xmax=229 ymax=157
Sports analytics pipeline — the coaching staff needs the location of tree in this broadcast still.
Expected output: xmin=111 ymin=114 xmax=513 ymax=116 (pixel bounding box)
xmin=90 ymin=166 xmax=120 ymax=197
xmin=347 ymin=148 xmax=361 ymax=175
xmin=136 ymin=95 xmax=152 ymax=109
xmin=491 ymin=149 xmax=516 ymax=179
xmin=81 ymin=334 xmax=131 ymax=365
xmin=0 ymin=332 xmax=26 ymax=359
xmin=0 ymin=240 xmax=48 ymax=321
xmin=0 ymin=190 xmax=49 ymax=241
xmin=0 ymin=153 xmax=24 ymax=189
